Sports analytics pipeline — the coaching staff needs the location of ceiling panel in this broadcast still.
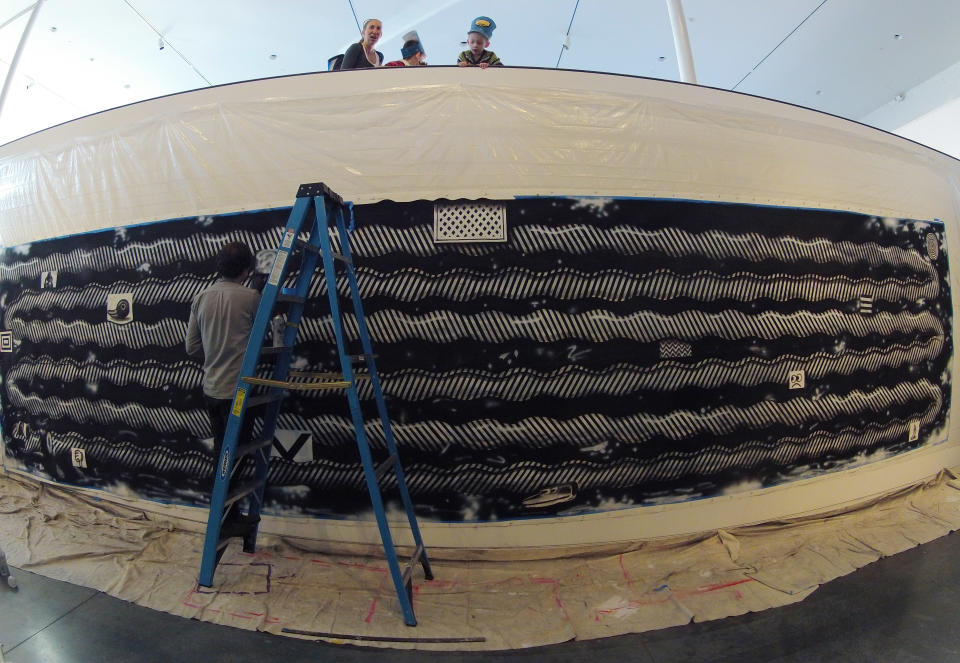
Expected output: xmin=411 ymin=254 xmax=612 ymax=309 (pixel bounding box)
xmin=682 ymin=0 xmax=826 ymax=89
xmin=131 ymin=0 xmax=356 ymax=83
xmin=734 ymin=0 xmax=960 ymax=118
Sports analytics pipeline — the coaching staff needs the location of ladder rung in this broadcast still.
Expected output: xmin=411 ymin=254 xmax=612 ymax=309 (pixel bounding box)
xmin=243 ymin=393 xmax=285 ymax=408
xmin=295 ymin=238 xmax=320 ymax=254
xmin=224 ymin=479 xmax=266 ymax=509
xmin=236 ymin=435 xmax=273 ymax=460
xmin=260 ymin=345 xmax=292 ymax=356
xmin=289 ymin=370 xmax=368 ymax=382
xmin=401 ymin=543 xmax=426 ymax=586
xmin=350 ymin=354 xmax=377 ymax=363
xmin=244 ymin=376 xmax=351 ymax=391
xmin=332 ymin=252 xmax=352 ymax=266
xmin=374 ymin=452 xmax=398 ymax=481
xmin=215 ymin=537 xmax=231 ymax=553
xmin=277 ymin=293 xmax=306 ymax=304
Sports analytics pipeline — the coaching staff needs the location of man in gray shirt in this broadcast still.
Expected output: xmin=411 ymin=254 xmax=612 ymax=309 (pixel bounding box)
xmin=185 ymin=242 xmax=261 ymax=482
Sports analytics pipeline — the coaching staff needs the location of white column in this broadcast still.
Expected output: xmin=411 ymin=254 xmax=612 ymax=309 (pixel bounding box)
xmin=665 ymin=0 xmax=697 ymax=84
xmin=0 ymin=1 xmax=46 ymax=123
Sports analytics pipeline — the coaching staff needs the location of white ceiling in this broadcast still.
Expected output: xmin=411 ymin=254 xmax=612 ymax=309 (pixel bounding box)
xmin=2 ymin=0 xmax=960 ymax=147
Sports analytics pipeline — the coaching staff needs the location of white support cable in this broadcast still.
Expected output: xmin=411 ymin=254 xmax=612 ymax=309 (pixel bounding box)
xmin=665 ymin=0 xmax=696 ymax=84
xmin=0 ymin=3 xmax=37 ymax=32
xmin=0 ymin=0 xmax=45 ymax=124
xmin=555 ymin=0 xmax=581 ymax=68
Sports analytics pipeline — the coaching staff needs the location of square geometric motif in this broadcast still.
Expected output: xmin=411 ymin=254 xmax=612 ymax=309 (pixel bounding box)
xmin=434 ymin=202 xmax=507 ymax=242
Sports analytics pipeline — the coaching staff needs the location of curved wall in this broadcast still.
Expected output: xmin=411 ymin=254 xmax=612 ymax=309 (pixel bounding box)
xmin=1 ymin=67 xmax=959 ymax=549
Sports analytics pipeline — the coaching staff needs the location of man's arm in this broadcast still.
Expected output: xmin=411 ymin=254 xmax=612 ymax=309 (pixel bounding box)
xmin=185 ymin=299 xmax=203 ymax=356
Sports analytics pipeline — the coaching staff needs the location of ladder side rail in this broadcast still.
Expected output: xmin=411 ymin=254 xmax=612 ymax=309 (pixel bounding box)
xmin=316 ymin=195 xmax=417 ymax=625
xmin=332 ymin=206 xmax=431 ymax=557
xmin=331 ymin=204 xmax=397 ymax=454
xmin=199 ymin=197 xmax=311 ymax=586
xmin=244 ymin=203 xmax=328 ymax=540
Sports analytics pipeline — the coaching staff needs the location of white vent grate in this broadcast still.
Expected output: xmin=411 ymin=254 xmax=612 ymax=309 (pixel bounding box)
xmin=434 ymin=202 xmax=507 ymax=243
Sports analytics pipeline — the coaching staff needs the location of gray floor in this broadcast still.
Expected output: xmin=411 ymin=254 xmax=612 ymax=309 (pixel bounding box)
xmin=2 ymin=531 xmax=959 ymax=662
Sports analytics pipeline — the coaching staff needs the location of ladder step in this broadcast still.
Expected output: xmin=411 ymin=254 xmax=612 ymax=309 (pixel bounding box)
xmin=236 ymin=435 xmax=273 ymax=460
xmin=401 ymin=543 xmax=426 ymax=587
xmin=277 ymin=293 xmax=306 ymax=304
xmin=244 ymin=393 xmax=285 ymax=409
xmin=244 ymin=376 xmax=351 ymax=391
xmin=224 ymin=479 xmax=266 ymax=509
xmin=374 ymin=452 xmax=398 ymax=481
xmin=295 ymin=238 xmax=320 ymax=254
xmin=260 ymin=345 xmax=292 ymax=356
xmin=350 ymin=353 xmax=377 ymax=363
xmin=333 ymin=252 xmax=352 ymax=266
xmin=289 ymin=370 xmax=368 ymax=382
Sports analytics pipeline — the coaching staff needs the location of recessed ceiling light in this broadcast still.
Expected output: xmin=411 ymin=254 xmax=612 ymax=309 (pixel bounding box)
xmin=894 ymin=93 xmax=906 ymax=102
xmin=49 ymin=26 xmax=57 ymax=32
xmin=816 ymin=90 xmax=822 ymax=95
xmin=658 ymin=56 xmax=665 ymax=61
xmin=269 ymin=54 xmax=278 ymax=60
xmin=124 ymin=84 xmax=131 ymax=89
xmin=894 ymin=33 xmax=903 ymax=40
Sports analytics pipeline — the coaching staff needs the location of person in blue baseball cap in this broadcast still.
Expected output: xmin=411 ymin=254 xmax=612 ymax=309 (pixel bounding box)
xmin=457 ymin=16 xmax=502 ymax=68
xmin=385 ymin=30 xmax=427 ymax=67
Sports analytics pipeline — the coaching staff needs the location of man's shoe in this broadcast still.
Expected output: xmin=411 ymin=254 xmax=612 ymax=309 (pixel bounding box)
xmin=221 ymin=513 xmax=261 ymax=538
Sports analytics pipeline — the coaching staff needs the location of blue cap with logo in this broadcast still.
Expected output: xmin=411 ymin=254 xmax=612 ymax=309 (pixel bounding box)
xmin=469 ymin=16 xmax=496 ymax=40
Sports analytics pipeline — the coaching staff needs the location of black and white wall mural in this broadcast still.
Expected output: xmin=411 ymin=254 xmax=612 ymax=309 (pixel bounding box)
xmin=0 ymin=197 xmax=951 ymax=522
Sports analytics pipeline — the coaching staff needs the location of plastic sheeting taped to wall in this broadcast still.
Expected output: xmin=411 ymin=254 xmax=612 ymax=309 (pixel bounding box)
xmin=0 ymin=68 xmax=959 ymax=247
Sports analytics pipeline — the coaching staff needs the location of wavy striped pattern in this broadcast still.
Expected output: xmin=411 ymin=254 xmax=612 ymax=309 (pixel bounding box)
xmin=3 ymin=278 xmax=214 ymax=323
xmin=321 ymin=309 xmax=944 ymax=345
xmin=258 ymin=379 xmax=942 ymax=451
xmin=352 ymin=266 xmax=939 ymax=303
xmin=368 ymin=338 xmax=945 ymax=400
xmin=351 ymin=223 xmax=939 ymax=276
xmin=0 ymin=228 xmax=287 ymax=281
xmin=7 ymin=318 xmax=187 ymax=348
xmin=7 ymin=357 xmax=203 ymax=390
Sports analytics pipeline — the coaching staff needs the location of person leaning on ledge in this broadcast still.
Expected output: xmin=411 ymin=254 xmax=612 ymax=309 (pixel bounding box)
xmin=337 ymin=18 xmax=384 ymax=69
xmin=385 ymin=31 xmax=427 ymax=67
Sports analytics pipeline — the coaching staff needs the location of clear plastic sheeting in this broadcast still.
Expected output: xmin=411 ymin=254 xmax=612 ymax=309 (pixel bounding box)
xmin=1 ymin=67 xmax=959 ymax=248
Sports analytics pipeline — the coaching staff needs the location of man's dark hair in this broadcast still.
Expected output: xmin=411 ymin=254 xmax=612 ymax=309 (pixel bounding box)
xmin=217 ymin=242 xmax=254 ymax=278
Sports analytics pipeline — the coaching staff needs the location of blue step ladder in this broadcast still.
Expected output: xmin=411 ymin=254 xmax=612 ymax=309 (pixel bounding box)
xmin=197 ymin=182 xmax=433 ymax=626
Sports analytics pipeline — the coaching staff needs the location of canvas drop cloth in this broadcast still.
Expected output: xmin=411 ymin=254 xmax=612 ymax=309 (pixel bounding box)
xmin=2 ymin=469 xmax=960 ymax=651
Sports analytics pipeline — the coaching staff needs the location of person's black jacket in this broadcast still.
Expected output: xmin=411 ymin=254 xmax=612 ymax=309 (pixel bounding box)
xmin=337 ymin=42 xmax=384 ymax=69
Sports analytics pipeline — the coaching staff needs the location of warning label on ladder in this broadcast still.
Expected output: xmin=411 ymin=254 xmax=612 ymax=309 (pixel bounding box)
xmin=232 ymin=388 xmax=246 ymax=416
